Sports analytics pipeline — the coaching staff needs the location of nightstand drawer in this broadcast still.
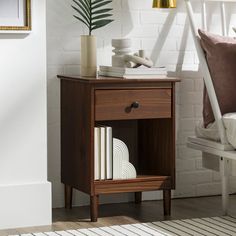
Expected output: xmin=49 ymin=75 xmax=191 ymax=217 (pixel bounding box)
xmin=95 ymin=89 xmax=171 ymax=121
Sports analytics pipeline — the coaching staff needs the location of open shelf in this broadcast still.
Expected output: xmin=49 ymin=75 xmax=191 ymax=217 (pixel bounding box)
xmin=94 ymin=175 xmax=171 ymax=195
xmin=95 ymin=119 xmax=175 ymax=184
xmin=94 ymin=175 xmax=170 ymax=184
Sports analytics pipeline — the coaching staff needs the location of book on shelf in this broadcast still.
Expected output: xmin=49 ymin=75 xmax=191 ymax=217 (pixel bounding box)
xmin=94 ymin=127 xmax=137 ymax=181
xmin=94 ymin=126 xmax=113 ymax=180
xmin=100 ymin=127 xmax=106 ymax=180
xmin=105 ymin=126 xmax=113 ymax=179
xmin=94 ymin=127 xmax=100 ymax=180
xmin=99 ymin=65 xmax=167 ymax=75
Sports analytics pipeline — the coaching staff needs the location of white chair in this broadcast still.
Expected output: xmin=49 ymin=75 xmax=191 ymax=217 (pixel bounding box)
xmin=185 ymin=0 xmax=236 ymax=215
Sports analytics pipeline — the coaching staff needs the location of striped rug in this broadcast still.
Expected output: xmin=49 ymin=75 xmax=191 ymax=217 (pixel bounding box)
xmin=14 ymin=216 xmax=236 ymax=236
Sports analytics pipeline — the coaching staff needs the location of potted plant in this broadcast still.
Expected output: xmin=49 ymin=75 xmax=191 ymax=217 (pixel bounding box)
xmin=72 ymin=0 xmax=114 ymax=77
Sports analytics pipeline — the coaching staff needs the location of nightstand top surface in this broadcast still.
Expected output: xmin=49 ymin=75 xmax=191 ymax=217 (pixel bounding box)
xmin=57 ymin=75 xmax=180 ymax=84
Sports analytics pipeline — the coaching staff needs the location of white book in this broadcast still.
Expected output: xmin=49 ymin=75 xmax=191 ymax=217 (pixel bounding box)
xmin=99 ymin=65 xmax=167 ymax=75
xmin=99 ymin=70 xmax=167 ymax=77
xmin=105 ymin=127 xmax=113 ymax=179
xmin=100 ymin=127 xmax=106 ymax=180
xmin=94 ymin=127 xmax=100 ymax=180
xmin=123 ymin=74 xmax=167 ymax=79
xmin=99 ymin=71 xmax=167 ymax=79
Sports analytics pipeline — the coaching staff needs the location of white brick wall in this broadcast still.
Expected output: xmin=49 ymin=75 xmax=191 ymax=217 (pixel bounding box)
xmin=47 ymin=0 xmax=236 ymax=208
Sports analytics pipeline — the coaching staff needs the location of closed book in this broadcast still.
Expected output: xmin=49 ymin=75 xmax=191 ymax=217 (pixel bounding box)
xmin=100 ymin=127 xmax=106 ymax=180
xmin=94 ymin=127 xmax=100 ymax=180
xmin=123 ymin=74 xmax=167 ymax=79
xmin=99 ymin=65 xmax=167 ymax=75
xmin=99 ymin=71 xmax=167 ymax=79
xmin=105 ymin=126 xmax=113 ymax=179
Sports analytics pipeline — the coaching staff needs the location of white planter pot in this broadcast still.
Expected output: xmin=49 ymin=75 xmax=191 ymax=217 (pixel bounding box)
xmin=80 ymin=35 xmax=97 ymax=77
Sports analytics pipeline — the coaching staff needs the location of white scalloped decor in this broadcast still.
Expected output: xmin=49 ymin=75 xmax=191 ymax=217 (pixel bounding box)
xmin=122 ymin=160 xmax=137 ymax=179
xmin=113 ymin=138 xmax=137 ymax=180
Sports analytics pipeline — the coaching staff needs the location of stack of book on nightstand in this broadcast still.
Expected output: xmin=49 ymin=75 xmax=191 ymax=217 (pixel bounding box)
xmin=94 ymin=126 xmax=113 ymax=180
xmin=99 ymin=65 xmax=167 ymax=79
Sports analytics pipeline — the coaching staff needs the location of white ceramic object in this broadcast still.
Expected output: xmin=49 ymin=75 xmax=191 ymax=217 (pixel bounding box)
xmin=113 ymin=138 xmax=137 ymax=180
xmin=122 ymin=161 xmax=137 ymax=179
xmin=124 ymin=54 xmax=153 ymax=68
xmin=111 ymin=39 xmax=154 ymax=68
xmin=80 ymin=35 xmax=97 ymax=77
xmin=113 ymin=138 xmax=128 ymax=179
xmin=113 ymin=146 xmax=123 ymax=179
xmin=112 ymin=39 xmax=132 ymax=67
xmin=138 ymin=50 xmax=146 ymax=58
xmin=113 ymin=138 xmax=129 ymax=161
xmin=112 ymin=38 xmax=131 ymax=49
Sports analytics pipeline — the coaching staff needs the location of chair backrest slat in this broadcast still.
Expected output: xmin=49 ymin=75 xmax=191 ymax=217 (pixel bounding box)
xmin=220 ymin=2 xmax=227 ymax=35
xmin=201 ymin=0 xmax=228 ymax=34
xmin=185 ymin=0 xmax=236 ymax=144
xmin=202 ymin=1 xmax=207 ymax=30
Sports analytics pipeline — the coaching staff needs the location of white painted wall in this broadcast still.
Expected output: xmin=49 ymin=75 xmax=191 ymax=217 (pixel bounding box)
xmin=0 ymin=0 xmax=51 ymax=230
xmin=47 ymin=0 xmax=236 ymax=208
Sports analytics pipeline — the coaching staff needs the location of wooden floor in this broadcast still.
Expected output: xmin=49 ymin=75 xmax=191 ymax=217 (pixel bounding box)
xmin=1 ymin=195 xmax=236 ymax=236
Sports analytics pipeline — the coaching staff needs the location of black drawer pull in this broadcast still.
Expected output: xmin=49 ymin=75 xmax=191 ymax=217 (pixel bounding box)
xmin=131 ymin=101 xmax=139 ymax=109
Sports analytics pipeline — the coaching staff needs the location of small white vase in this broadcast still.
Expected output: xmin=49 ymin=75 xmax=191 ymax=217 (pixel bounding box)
xmin=80 ymin=35 xmax=97 ymax=77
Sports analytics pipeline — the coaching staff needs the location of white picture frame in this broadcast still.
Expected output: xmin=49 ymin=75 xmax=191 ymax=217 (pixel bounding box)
xmin=0 ymin=0 xmax=31 ymax=31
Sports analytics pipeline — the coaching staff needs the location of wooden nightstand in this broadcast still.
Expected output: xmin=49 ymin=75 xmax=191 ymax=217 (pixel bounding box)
xmin=58 ymin=75 xmax=180 ymax=222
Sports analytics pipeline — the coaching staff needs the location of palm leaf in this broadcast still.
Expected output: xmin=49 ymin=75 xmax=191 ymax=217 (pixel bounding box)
xmin=71 ymin=5 xmax=90 ymax=25
xmin=92 ymin=1 xmax=112 ymax=10
xmin=82 ymin=0 xmax=91 ymax=10
xmin=92 ymin=8 xmax=113 ymax=14
xmin=91 ymin=19 xmax=114 ymax=30
xmin=72 ymin=1 xmax=90 ymax=21
xmin=73 ymin=15 xmax=90 ymax=28
xmin=72 ymin=0 xmax=113 ymax=35
xmin=92 ymin=13 xmax=112 ymax=20
xmin=92 ymin=0 xmax=106 ymax=6
xmin=73 ymin=0 xmax=90 ymax=13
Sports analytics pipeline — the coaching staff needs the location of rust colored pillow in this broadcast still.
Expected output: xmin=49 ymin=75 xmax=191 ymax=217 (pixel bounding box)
xmin=198 ymin=29 xmax=236 ymax=127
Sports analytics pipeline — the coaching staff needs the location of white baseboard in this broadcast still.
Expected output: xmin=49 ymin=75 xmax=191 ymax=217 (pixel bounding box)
xmin=0 ymin=181 xmax=51 ymax=230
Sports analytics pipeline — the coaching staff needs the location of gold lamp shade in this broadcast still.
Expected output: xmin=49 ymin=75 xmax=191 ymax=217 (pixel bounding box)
xmin=152 ymin=0 xmax=176 ymax=8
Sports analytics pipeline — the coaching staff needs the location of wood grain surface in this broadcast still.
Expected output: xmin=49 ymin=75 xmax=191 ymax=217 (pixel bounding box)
xmin=95 ymin=89 xmax=172 ymax=121
xmin=94 ymin=175 xmax=171 ymax=194
xmin=61 ymin=80 xmax=94 ymax=195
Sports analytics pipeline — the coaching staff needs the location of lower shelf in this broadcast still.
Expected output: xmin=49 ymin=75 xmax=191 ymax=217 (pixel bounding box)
xmin=94 ymin=175 xmax=171 ymax=194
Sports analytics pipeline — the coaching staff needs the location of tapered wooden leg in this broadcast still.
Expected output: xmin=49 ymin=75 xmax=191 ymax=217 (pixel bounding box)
xmin=65 ymin=185 xmax=73 ymax=209
xmin=220 ymin=157 xmax=230 ymax=215
xmin=163 ymin=189 xmax=171 ymax=216
xmin=90 ymin=195 xmax=99 ymax=222
xmin=135 ymin=192 xmax=142 ymax=204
